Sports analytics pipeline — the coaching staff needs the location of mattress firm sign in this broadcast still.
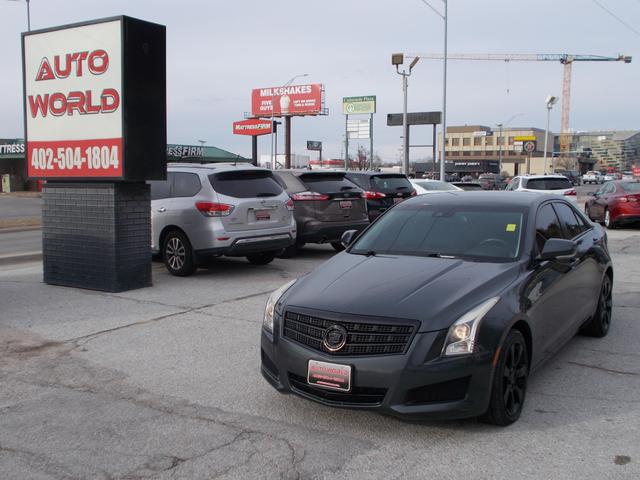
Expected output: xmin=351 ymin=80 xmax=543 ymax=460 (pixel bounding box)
xmin=22 ymin=16 xmax=167 ymax=180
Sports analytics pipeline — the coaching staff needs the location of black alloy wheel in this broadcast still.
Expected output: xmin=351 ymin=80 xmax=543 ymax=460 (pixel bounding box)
xmin=163 ymin=230 xmax=196 ymax=276
xmin=246 ymin=251 xmax=277 ymax=265
xmin=331 ymin=241 xmax=346 ymax=252
xmin=480 ymin=330 xmax=529 ymax=426
xmin=581 ymin=275 xmax=613 ymax=338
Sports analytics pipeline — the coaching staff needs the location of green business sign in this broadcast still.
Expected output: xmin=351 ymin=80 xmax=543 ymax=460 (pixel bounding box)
xmin=343 ymin=96 xmax=376 ymax=115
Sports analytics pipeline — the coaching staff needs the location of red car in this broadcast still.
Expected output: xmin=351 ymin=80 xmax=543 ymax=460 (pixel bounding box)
xmin=585 ymin=180 xmax=640 ymax=228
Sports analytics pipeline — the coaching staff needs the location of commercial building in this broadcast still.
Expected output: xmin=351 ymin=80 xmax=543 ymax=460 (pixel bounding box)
xmin=568 ymin=130 xmax=640 ymax=172
xmin=258 ymin=154 xmax=309 ymax=169
xmin=439 ymin=125 xmax=554 ymax=177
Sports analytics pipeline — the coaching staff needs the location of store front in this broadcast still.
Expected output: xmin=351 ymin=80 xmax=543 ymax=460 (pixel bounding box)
xmin=0 ymin=139 xmax=29 ymax=192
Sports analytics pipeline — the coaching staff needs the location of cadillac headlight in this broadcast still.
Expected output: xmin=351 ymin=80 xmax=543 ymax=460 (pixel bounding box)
xmin=442 ymin=297 xmax=500 ymax=356
xmin=263 ymin=279 xmax=297 ymax=334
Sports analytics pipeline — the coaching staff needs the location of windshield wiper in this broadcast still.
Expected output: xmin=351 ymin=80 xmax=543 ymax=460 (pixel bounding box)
xmin=425 ymin=252 xmax=457 ymax=259
xmin=340 ymin=186 xmax=355 ymax=190
xmin=396 ymin=186 xmax=409 ymax=190
xmin=351 ymin=250 xmax=377 ymax=257
xmin=256 ymin=192 xmax=277 ymax=197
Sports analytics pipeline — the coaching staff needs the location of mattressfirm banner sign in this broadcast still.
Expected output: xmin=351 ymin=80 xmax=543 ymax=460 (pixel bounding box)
xmin=343 ymin=96 xmax=376 ymax=115
xmin=233 ymin=119 xmax=272 ymax=136
xmin=23 ymin=20 xmax=123 ymax=178
xmin=251 ymin=84 xmax=323 ymax=117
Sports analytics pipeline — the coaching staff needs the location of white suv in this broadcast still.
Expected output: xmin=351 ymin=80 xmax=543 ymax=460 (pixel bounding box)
xmin=506 ymin=175 xmax=577 ymax=205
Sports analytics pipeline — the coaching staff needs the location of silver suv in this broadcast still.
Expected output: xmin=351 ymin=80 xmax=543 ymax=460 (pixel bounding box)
xmin=150 ymin=163 xmax=296 ymax=276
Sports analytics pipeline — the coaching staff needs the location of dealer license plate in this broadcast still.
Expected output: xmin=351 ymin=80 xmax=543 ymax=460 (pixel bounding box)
xmin=307 ymin=360 xmax=352 ymax=392
xmin=339 ymin=200 xmax=352 ymax=209
xmin=255 ymin=210 xmax=271 ymax=221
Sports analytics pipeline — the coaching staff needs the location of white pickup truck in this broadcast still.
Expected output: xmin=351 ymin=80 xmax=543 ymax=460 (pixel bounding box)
xmin=582 ymin=171 xmax=603 ymax=184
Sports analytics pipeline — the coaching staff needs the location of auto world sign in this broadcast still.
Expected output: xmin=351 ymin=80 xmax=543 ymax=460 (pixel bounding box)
xmin=22 ymin=16 xmax=167 ymax=180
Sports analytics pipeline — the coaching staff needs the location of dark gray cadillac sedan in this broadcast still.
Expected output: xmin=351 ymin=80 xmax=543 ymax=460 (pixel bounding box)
xmin=260 ymin=192 xmax=613 ymax=426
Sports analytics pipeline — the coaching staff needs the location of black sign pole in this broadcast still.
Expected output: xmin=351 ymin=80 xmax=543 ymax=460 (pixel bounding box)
xmin=251 ymin=135 xmax=258 ymax=166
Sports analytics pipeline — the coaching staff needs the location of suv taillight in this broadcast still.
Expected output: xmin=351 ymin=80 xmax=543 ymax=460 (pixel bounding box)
xmin=363 ymin=191 xmax=386 ymax=199
xmin=563 ymin=189 xmax=577 ymax=196
xmin=285 ymin=198 xmax=295 ymax=210
xmin=290 ymin=191 xmax=330 ymax=201
xmin=195 ymin=201 xmax=234 ymax=217
xmin=410 ymin=189 xmax=417 ymax=196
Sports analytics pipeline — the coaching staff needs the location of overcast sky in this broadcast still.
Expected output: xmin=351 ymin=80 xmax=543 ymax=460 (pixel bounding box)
xmin=1 ymin=0 xmax=639 ymax=161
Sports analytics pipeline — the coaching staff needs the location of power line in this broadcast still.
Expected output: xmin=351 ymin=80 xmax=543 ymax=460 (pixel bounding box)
xmin=591 ymin=0 xmax=640 ymax=37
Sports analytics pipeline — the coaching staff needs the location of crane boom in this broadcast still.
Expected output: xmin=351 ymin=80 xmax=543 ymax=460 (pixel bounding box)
xmin=410 ymin=53 xmax=632 ymax=160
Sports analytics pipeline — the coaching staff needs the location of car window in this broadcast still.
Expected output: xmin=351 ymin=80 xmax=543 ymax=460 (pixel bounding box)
xmin=298 ymin=173 xmax=359 ymax=194
xmin=210 ymin=170 xmax=283 ymax=198
xmin=413 ymin=180 xmax=457 ymax=191
xmin=273 ymin=171 xmax=306 ymax=194
xmin=535 ymin=204 xmax=564 ymax=252
xmin=621 ymin=182 xmax=640 ymax=193
xmin=350 ymin=204 xmax=525 ymax=260
xmin=508 ymin=177 xmax=520 ymax=190
xmin=149 ymin=179 xmax=170 ymax=200
xmin=603 ymin=183 xmax=616 ymax=194
xmin=369 ymin=175 xmax=413 ymax=193
xmin=525 ymin=178 xmax=572 ymax=190
xmin=553 ymin=202 xmax=589 ymax=239
xmin=344 ymin=174 xmax=369 ymax=190
xmin=171 ymin=172 xmax=201 ymax=197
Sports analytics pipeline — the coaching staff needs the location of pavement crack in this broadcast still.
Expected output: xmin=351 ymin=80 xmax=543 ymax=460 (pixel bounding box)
xmin=566 ymin=360 xmax=639 ymax=376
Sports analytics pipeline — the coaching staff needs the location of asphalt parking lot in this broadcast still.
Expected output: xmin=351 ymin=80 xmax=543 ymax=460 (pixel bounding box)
xmin=1 ymin=221 xmax=639 ymax=479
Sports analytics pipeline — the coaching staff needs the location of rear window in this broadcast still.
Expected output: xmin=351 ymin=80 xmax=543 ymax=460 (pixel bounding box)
xmin=454 ymin=183 xmax=483 ymax=191
xmin=525 ymin=178 xmax=572 ymax=190
xmin=370 ymin=175 xmax=413 ymax=193
xmin=621 ymin=182 xmax=640 ymax=193
xmin=209 ymin=170 xmax=283 ymax=198
xmin=414 ymin=181 xmax=457 ymax=191
xmin=298 ymin=173 xmax=359 ymax=194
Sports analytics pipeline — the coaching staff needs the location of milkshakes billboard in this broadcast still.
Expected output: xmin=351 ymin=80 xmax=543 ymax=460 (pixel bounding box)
xmin=22 ymin=16 xmax=167 ymax=180
xmin=251 ymin=84 xmax=323 ymax=117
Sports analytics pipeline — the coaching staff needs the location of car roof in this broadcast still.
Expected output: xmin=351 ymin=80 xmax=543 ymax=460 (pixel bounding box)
xmin=275 ymin=169 xmax=347 ymax=177
xmin=167 ymin=162 xmax=268 ymax=174
xmin=345 ymin=171 xmax=406 ymax=177
xmin=519 ymin=174 xmax=569 ymax=180
xmin=401 ymin=190 xmax=565 ymax=209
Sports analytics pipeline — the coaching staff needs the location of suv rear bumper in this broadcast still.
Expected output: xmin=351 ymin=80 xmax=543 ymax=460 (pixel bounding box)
xmin=298 ymin=219 xmax=369 ymax=244
xmin=195 ymin=233 xmax=294 ymax=260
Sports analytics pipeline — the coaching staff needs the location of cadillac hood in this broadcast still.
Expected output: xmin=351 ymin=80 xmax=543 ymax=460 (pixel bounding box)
xmin=282 ymin=252 xmax=520 ymax=332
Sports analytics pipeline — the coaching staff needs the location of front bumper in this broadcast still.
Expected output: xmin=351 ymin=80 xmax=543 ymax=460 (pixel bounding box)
xmin=260 ymin=327 xmax=494 ymax=420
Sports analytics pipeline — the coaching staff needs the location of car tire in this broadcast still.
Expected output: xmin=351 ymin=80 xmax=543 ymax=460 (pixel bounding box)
xmin=246 ymin=251 xmax=277 ymax=265
xmin=581 ymin=275 xmax=612 ymax=338
xmin=604 ymin=208 xmax=616 ymax=229
xmin=163 ymin=230 xmax=196 ymax=277
xmin=331 ymin=241 xmax=346 ymax=252
xmin=479 ymin=330 xmax=529 ymax=427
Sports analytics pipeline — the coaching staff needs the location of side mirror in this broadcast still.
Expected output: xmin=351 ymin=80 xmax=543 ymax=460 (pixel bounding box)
xmin=341 ymin=229 xmax=358 ymax=248
xmin=538 ymin=238 xmax=577 ymax=261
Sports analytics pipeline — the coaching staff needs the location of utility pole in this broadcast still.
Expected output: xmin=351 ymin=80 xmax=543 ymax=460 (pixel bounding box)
xmin=543 ymin=95 xmax=558 ymax=175
xmin=392 ymin=53 xmax=419 ymax=175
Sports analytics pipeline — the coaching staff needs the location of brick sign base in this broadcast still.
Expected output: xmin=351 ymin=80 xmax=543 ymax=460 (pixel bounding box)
xmin=42 ymin=182 xmax=151 ymax=292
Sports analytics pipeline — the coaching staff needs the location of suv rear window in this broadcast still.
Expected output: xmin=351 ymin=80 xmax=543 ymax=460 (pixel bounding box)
xmin=298 ymin=173 xmax=359 ymax=194
xmin=525 ymin=178 xmax=572 ymax=190
xmin=369 ymin=175 xmax=412 ymax=193
xmin=209 ymin=170 xmax=283 ymax=198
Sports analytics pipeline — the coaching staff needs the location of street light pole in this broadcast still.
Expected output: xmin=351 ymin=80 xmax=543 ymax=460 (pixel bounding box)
xmin=543 ymin=95 xmax=558 ymax=175
xmin=269 ymin=73 xmax=308 ymax=170
xmin=393 ymin=54 xmax=419 ymax=175
xmin=497 ymin=123 xmax=503 ymax=173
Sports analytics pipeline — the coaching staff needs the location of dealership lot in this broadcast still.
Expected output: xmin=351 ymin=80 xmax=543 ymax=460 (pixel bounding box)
xmin=0 ymin=224 xmax=639 ymax=479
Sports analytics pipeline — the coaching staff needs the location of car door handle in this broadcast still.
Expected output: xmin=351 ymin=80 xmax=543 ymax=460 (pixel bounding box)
xmin=157 ymin=207 xmax=166 ymax=213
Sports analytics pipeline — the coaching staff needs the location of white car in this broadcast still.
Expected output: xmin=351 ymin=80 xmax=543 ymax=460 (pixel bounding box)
xmin=602 ymin=173 xmax=615 ymax=181
xmin=410 ymin=179 xmax=462 ymax=195
xmin=505 ymin=175 xmax=578 ymax=205
xmin=582 ymin=171 xmax=603 ymax=184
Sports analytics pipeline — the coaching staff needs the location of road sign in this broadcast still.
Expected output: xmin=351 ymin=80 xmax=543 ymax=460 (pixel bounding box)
xmin=307 ymin=141 xmax=322 ymax=151
xmin=523 ymin=141 xmax=536 ymax=153
xmin=514 ymin=135 xmax=536 ymax=141
xmin=347 ymin=119 xmax=370 ymax=139
xmin=387 ymin=112 xmax=442 ymax=126
xmin=343 ymin=96 xmax=376 ymax=115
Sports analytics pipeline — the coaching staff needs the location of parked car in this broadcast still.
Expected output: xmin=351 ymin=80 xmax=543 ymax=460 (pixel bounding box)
xmin=149 ymin=163 xmax=296 ymax=276
xmin=582 ymin=171 xmax=603 ymax=184
xmin=602 ymin=173 xmax=615 ymax=182
xmin=478 ymin=173 xmax=506 ymax=190
xmin=584 ymin=180 xmax=640 ymax=228
xmin=261 ymin=191 xmax=612 ymax=426
xmin=506 ymin=174 xmax=577 ymax=205
xmin=451 ymin=182 xmax=484 ymax=191
xmin=272 ymin=170 xmax=369 ymax=256
xmin=621 ymin=171 xmax=634 ymax=180
xmin=410 ymin=179 xmax=462 ymax=195
xmin=344 ymin=171 xmax=416 ymax=221
xmin=555 ymin=170 xmax=582 ymax=186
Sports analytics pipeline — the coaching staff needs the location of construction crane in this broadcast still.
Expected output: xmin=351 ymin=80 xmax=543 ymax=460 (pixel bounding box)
xmin=410 ymin=53 xmax=632 ymax=155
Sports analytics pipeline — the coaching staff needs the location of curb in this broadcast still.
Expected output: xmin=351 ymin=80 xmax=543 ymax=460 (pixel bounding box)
xmin=0 ymin=252 xmax=43 ymax=267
